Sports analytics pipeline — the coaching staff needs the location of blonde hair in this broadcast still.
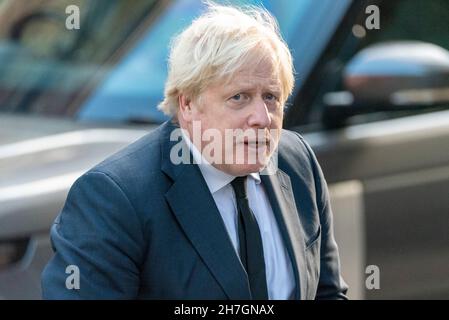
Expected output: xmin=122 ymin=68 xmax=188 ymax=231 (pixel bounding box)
xmin=158 ymin=1 xmax=294 ymax=118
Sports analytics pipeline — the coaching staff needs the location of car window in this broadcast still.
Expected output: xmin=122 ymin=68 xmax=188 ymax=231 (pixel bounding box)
xmin=295 ymin=0 xmax=449 ymax=129
xmin=0 ymin=0 xmax=317 ymax=124
xmin=0 ymin=0 xmax=160 ymax=117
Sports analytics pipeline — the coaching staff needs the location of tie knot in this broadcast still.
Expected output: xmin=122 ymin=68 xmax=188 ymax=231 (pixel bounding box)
xmin=231 ymin=176 xmax=248 ymax=199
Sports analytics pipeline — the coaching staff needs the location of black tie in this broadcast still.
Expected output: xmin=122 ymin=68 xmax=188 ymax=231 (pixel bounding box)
xmin=231 ymin=176 xmax=268 ymax=300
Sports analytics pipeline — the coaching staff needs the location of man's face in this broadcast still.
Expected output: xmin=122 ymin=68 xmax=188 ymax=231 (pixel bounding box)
xmin=180 ymin=55 xmax=284 ymax=176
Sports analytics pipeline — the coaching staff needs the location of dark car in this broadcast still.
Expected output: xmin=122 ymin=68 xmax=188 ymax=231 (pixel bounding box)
xmin=0 ymin=0 xmax=448 ymax=299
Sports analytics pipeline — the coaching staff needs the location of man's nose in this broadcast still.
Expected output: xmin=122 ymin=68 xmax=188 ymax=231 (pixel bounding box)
xmin=247 ymin=97 xmax=271 ymax=128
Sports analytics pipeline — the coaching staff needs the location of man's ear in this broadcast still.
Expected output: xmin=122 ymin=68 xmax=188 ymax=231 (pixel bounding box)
xmin=178 ymin=94 xmax=193 ymax=122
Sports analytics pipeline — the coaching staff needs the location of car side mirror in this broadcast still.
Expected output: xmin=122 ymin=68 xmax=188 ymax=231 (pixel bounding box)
xmin=323 ymin=41 xmax=449 ymax=128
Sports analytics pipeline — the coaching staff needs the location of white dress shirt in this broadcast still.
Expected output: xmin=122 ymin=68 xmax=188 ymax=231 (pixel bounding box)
xmin=181 ymin=132 xmax=296 ymax=300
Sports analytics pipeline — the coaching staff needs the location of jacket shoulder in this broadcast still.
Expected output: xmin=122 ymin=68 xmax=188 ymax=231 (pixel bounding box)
xmin=278 ymin=129 xmax=315 ymax=174
xmin=82 ymin=123 xmax=172 ymax=207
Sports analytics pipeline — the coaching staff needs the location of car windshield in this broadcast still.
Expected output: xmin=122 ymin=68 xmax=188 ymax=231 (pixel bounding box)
xmin=0 ymin=0 xmax=349 ymax=124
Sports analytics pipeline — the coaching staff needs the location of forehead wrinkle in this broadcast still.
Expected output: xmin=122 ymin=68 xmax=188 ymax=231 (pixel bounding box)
xmin=227 ymin=77 xmax=281 ymax=93
xmin=231 ymin=68 xmax=280 ymax=89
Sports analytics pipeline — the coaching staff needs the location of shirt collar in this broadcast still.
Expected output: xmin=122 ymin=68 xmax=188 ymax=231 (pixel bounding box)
xmin=181 ymin=129 xmax=261 ymax=194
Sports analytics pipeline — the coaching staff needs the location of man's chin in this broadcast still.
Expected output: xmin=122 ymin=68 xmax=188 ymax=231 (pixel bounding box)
xmin=215 ymin=163 xmax=267 ymax=177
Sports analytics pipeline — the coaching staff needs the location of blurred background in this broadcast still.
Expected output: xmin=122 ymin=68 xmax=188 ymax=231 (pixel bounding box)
xmin=0 ymin=0 xmax=448 ymax=299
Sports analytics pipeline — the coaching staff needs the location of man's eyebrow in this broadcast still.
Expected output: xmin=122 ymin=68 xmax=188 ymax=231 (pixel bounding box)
xmin=266 ymin=86 xmax=282 ymax=93
xmin=225 ymin=83 xmax=282 ymax=93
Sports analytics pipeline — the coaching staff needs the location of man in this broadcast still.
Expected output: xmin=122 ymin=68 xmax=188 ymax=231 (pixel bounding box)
xmin=42 ymin=3 xmax=348 ymax=299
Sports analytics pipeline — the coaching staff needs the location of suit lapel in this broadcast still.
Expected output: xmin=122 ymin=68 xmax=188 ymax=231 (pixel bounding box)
xmin=261 ymin=169 xmax=307 ymax=300
xmin=160 ymin=122 xmax=251 ymax=299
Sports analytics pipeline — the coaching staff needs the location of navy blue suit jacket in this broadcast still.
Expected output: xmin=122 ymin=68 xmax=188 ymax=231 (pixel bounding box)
xmin=41 ymin=120 xmax=348 ymax=299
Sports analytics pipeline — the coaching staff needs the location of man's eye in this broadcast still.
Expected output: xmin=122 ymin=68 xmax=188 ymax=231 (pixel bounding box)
xmin=231 ymin=94 xmax=242 ymax=101
xmin=229 ymin=93 xmax=249 ymax=104
xmin=264 ymin=93 xmax=278 ymax=101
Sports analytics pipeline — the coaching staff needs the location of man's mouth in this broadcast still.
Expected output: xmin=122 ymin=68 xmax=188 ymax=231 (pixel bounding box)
xmin=243 ymin=140 xmax=269 ymax=147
